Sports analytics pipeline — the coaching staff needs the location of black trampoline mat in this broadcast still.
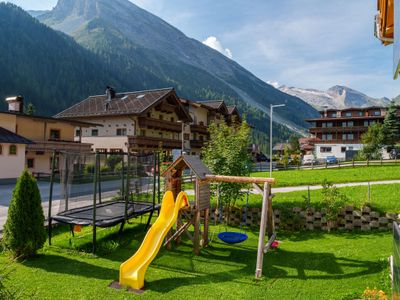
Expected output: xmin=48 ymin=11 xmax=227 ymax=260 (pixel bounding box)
xmin=52 ymin=201 xmax=157 ymax=227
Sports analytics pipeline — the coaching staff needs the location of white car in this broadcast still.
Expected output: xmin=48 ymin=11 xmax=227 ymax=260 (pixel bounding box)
xmin=302 ymin=155 xmax=317 ymax=165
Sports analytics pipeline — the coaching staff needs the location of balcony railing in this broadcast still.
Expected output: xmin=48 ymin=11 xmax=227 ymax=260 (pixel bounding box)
xmin=28 ymin=140 xmax=92 ymax=152
xmin=190 ymin=124 xmax=208 ymax=134
xmin=138 ymin=117 xmax=182 ymax=132
xmin=309 ymin=126 xmax=369 ymax=133
xmin=190 ymin=140 xmax=205 ymax=149
xmin=128 ymin=136 xmax=182 ymax=149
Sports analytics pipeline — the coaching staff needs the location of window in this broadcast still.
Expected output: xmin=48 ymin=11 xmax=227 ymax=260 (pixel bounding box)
xmin=364 ymin=120 xmax=369 ymax=127
xmin=50 ymin=129 xmax=60 ymax=140
xmin=96 ymin=148 xmax=107 ymax=153
xmin=347 ymin=121 xmax=354 ymax=127
xmin=140 ymin=130 xmax=146 ymax=136
xmin=184 ymin=133 xmax=190 ymax=140
xmin=347 ymin=133 xmax=354 ymax=140
xmin=199 ymin=135 xmax=204 ymax=141
xmin=91 ymin=129 xmax=98 ymax=136
xmin=373 ymin=111 xmax=381 ymax=116
xmin=171 ymin=117 xmax=174 ymax=122
xmin=116 ymin=128 xmax=127 ymax=136
xmin=326 ymin=134 xmax=332 ymax=141
xmin=320 ymin=147 xmax=332 ymax=153
xmin=341 ymin=147 xmax=347 ymax=153
xmin=326 ymin=122 xmax=333 ymax=128
xmin=110 ymin=149 xmax=123 ymax=154
xmin=27 ymin=158 xmax=34 ymax=168
xmin=159 ymin=132 xmax=163 ymax=138
xmin=9 ymin=145 xmax=17 ymax=155
xmin=330 ymin=112 xmax=337 ymax=118
xmin=342 ymin=134 xmax=347 ymax=141
xmin=322 ymin=122 xmax=326 ymax=128
xmin=358 ymin=111 xmax=363 ymax=116
xmin=75 ymin=129 xmax=81 ymax=137
xmin=345 ymin=112 xmax=352 ymax=117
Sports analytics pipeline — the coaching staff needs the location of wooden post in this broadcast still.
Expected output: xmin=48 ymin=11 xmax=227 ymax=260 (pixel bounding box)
xmin=255 ymin=182 xmax=270 ymax=279
xmin=193 ymin=210 xmax=201 ymax=255
xmin=203 ymin=208 xmax=209 ymax=247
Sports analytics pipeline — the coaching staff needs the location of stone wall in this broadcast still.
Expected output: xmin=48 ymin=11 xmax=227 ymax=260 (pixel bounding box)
xmin=199 ymin=206 xmax=400 ymax=231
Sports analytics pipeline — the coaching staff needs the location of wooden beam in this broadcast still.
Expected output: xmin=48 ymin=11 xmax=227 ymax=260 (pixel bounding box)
xmin=205 ymin=174 xmax=275 ymax=184
xmin=255 ymin=182 xmax=270 ymax=279
xmin=263 ymin=233 xmax=277 ymax=253
xmin=252 ymin=183 xmax=264 ymax=194
xmin=164 ymin=220 xmax=192 ymax=246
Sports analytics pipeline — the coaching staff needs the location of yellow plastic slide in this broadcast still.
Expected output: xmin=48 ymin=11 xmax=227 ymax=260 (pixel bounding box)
xmin=119 ymin=191 xmax=189 ymax=290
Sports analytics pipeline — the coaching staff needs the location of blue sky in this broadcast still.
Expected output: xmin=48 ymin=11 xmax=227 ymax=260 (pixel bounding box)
xmin=6 ymin=0 xmax=400 ymax=98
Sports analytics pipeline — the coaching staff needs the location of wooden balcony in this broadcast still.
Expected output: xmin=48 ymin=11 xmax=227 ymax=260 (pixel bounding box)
xmin=138 ymin=117 xmax=182 ymax=132
xmin=190 ymin=124 xmax=208 ymax=134
xmin=128 ymin=136 xmax=182 ymax=149
xmin=190 ymin=140 xmax=205 ymax=149
xmin=28 ymin=140 xmax=92 ymax=152
xmin=309 ymin=126 xmax=368 ymax=133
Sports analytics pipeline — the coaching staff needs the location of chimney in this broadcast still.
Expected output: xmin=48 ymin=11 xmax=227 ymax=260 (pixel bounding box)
xmin=105 ymin=86 xmax=116 ymax=101
xmin=5 ymin=95 xmax=24 ymax=113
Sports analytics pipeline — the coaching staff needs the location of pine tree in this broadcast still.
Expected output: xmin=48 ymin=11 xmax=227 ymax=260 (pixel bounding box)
xmin=3 ymin=170 xmax=46 ymax=258
xmin=382 ymin=102 xmax=400 ymax=147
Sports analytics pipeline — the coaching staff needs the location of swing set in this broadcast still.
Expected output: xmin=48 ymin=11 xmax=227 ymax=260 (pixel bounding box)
xmin=162 ymin=155 xmax=276 ymax=279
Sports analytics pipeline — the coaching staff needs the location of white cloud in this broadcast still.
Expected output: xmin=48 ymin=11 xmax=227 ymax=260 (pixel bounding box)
xmin=202 ymin=36 xmax=233 ymax=59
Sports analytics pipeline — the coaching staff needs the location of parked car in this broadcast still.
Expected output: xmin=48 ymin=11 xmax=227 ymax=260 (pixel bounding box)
xmin=302 ymin=155 xmax=317 ymax=165
xmin=325 ymin=156 xmax=338 ymax=164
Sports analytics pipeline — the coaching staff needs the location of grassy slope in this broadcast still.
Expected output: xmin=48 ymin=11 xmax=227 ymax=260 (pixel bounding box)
xmin=243 ymin=184 xmax=400 ymax=213
xmin=1 ymin=222 xmax=391 ymax=300
xmin=251 ymin=165 xmax=400 ymax=187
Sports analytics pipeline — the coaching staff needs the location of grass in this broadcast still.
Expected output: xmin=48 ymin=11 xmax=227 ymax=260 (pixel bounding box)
xmin=238 ymin=184 xmax=400 ymax=213
xmin=0 ymin=219 xmax=392 ymax=300
xmin=251 ymin=165 xmax=400 ymax=187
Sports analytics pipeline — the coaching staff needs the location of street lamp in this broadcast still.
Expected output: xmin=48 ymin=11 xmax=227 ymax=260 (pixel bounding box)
xmin=270 ymin=104 xmax=286 ymax=178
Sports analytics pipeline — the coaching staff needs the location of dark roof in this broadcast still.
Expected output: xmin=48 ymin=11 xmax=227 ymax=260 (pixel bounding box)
xmin=0 ymin=111 xmax=99 ymax=127
xmin=161 ymin=154 xmax=212 ymax=180
xmin=0 ymin=127 xmax=33 ymax=144
xmin=55 ymin=88 xmax=191 ymax=121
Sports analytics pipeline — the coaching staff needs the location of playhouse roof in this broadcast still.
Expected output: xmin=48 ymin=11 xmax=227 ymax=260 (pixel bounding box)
xmin=162 ymin=155 xmax=211 ymax=180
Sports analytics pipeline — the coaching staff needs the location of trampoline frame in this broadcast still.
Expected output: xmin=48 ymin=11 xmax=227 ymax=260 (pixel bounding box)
xmin=47 ymin=151 xmax=161 ymax=253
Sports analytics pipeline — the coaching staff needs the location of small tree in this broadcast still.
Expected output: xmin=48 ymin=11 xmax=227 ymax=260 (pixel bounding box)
xmin=24 ymin=103 xmax=36 ymax=116
xmin=3 ymin=170 xmax=46 ymax=258
xmin=321 ymin=181 xmax=347 ymax=231
xmin=288 ymin=134 xmax=300 ymax=154
xmin=202 ymin=120 xmax=252 ymax=223
xmin=382 ymin=102 xmax=400 ymax=148
xmin=360 ymin=123 xmax=385 ymax=160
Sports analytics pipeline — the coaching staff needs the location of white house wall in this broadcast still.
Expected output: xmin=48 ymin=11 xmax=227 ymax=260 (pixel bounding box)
xmin=315 ymin=144 xmax=363 ymax=160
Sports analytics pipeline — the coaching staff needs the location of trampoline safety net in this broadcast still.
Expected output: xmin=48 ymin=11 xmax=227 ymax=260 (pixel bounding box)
xmin=49 ymin=152 xmax=159 ymax=227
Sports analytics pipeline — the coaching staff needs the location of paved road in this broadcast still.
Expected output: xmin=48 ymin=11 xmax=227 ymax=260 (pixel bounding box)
xmin=0 ymin=178 xmax=138 ymax=232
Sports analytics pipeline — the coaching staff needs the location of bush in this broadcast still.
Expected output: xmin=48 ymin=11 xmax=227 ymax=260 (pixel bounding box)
xmin=3 ymin=170 xmax=46 ymax=258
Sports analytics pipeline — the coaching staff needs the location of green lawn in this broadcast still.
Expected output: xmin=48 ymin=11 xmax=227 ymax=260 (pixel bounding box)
xmin=239 ymin=184 xmax=400 ymax=213
xmin=251 ymin=165 xmax=400 ymax=187
xmin=1 ymin=220 xmax=392 ymax=299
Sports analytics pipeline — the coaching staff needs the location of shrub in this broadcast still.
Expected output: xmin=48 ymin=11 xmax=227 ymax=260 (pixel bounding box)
xmin=321 ymin=180 xmax=347 ymax=223
xmin=3 ymin=170 xmax=46 ymax=258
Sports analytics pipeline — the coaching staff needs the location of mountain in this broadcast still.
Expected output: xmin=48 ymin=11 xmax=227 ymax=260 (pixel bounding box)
xmin=0 ymin=3 xmax=124 ymax=115
xmin=38 ymin=0 xmax=318 ymax=133
xmin=278 ymin=85 xmax=391 ymax=110
xmin=27 ymin=10 xmax=49 ymax=17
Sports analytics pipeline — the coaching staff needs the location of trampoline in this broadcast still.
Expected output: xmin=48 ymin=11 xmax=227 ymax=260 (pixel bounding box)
xmin=47 ymin=151 xmax=161 ymax=253
xmin=52 ymin=201 xmax=160 ymax=228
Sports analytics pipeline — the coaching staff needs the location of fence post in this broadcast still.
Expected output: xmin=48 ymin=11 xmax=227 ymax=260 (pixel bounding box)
xmin=367 ymin=159 xmax=369 ymax=167
xmin=368 ymin=182 xmax=371 ymax=204
xmin=380 ymin=158 xmax=383 ymax=166
xmin=352 ymin=158 xmax=354 ymax=168
xmin=307 ymin=186 xmax=311 ymax=208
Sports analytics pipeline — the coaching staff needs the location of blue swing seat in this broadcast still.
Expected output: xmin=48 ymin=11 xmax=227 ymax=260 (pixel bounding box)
xmin=218 ymin=232 xmax=248 ymax=244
